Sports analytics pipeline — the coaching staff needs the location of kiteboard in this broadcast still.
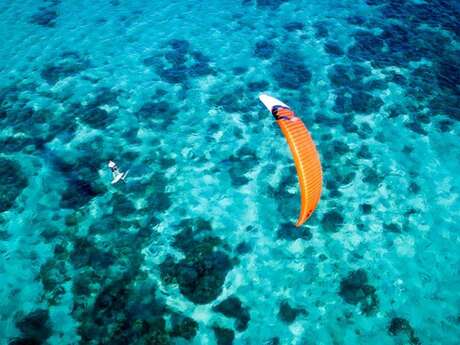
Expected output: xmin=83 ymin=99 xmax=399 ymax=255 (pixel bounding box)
xmin=111 ymin=170 xmax=129 ymax=184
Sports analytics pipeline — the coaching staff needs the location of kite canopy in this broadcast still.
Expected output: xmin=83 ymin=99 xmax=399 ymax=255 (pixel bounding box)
xmin=259 ymin=94 xmax=322 ymax=226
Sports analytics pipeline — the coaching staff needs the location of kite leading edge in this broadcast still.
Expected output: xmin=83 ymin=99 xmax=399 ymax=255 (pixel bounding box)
xmin=259 ymin=94 xmax=322 ymax=227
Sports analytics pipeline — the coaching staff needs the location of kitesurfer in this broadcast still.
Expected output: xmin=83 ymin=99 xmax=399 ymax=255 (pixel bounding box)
xmin=108 ymin=160 xmax=127 ymax=184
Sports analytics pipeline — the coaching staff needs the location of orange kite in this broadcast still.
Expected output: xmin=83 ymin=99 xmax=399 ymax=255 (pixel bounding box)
xmin=259 ymin=94 xmax=322 ymax=226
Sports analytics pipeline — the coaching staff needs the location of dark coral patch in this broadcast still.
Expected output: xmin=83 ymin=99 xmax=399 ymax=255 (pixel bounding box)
xmin=88 ymin=87 xmax=120 ymax=107
xmin=137 ymin=100 xmax=179 ymax=129
xmin=324 ymin=41 xmax=344 ymax=56
xmin=254 ymin=40 xmax=275 ymax=60
xmin=170 ymin=314 xmax=198 ymax=340
xmin=235 ymin=241 xmax=252 ymax=254
xmin=360 ymin=203 xmax=372 ymax=215
xmin=169 ymin=39 xmax=190 ymax=55
xmin=278 ymin=300 xmax=307 ymax=324
xmin=384 ymin=223 xmax=402 ymax=233
xmin=215 ymin=88 xmax=246 ymax=113
xmin=39 ymin=255 xmax=70 ymax=305
xmin=223 ymin=146 xmax=258 ymax=187
xmin=8 ymin=338 xmax=42 ymax=345
xmin=145 ymin=179 xmax=172 ymax=213
xmin=213 ymin=326 xmax=235 ymax=345
xmin=175 ymin=248 xmax=232 ymax=304
xmin=233 ymin=66 xmax=248 ymax=75
xmin=333 ymin=94 xmax=353 ymax=114
xmin=313 ymin=21 xmax=329 ymax=38
xmin=0 ymin=229 xmax=10 ymax=240
xmin=315 ymin=113 xmax=341 ymax=127
xmin=283 ymin=22 xmax=304 ymax=32
xmin=79 ymin=107 xmax=115 ymax=129
xmin=150 ymin=40 xmax=214 ymax=84
xmin=346 ymin=15 xmax=366 ymax=25
xmin=321 ymin=210 xmax=344 ymax=232
xmin=272 ymin=51 xmax=311 ymax=89
xmin=364 ymin=79 xmax=387 ymax=91
xmin=41 ymin=52 xmax=90 ymax=84
xmin=362 ymin=167 xmax=384 ymax=185
xmin=351 ymin=91 xmax=383 ymax=114
xmin=0 ymin=158 xmax=28 ymax=212
xmin=158 ymin=65 xmax=188 ymax=84
xmin=388 ymin=317 xmax=421 ymax=345
xmin=328 ymin=64 xmax=361 ymax=90
xmin=248 ymin=80 xmax=269 ymax=92
xmin=256 ymin=0 xmax=289 ymax=10
xmin=331 ymin=140 xmax=350 ymax=155
xmin=30 ymin=7 xmax=58 ymax=27
xmin=189 ymin=60 xmax=215 ymax=77
xmin=70 ymin=237 xmax=115 ymax=269
xmin=0 ymin=135 xmax=35 ymax=153
xmin=404 ymin=122 xmax=428 ymax=135
xmin=213 ymin=296 xmax=250 ymax=331
xmin=60 ymin=178 xmax=104 ymax=209
xmin=77 ymin=277 xmax=170 ymax=345
xmin=276 ymin=222 xmax=312 ymax=240
xmin=265 ymin=337 xmax=281 ymax=345
xmin=161 ymin=220 xmax=233 ymax=304
xmin=357 ymin=145 xmax=372 ymax=160
xmin=111 ymin=193 xmax=136 ymax=216
xmin=347 ymin=30 xmax=384 ymax=64
xmin=437 ymin=56 xmax=460 ymax=93
xmin=15 ymin=309 xmax=52 ymax=343
xmin=339 ymin=269 xmax=379 ymax=315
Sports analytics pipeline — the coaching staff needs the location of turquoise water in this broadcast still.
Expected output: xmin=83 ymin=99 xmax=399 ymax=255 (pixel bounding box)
xmin=0 ymin=0 xmax=459 ymax=344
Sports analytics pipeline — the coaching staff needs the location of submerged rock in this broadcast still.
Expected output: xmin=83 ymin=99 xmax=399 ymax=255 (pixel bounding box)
xmin=235 ymin=241 xmax=251 ymax=254
xmin=272 ymin=52 xmax=311 ymax=89
xmin=162 ymin=221 xmax=233 ymax=304
xmin=351 ymin=91 xmax=383 ymax=114
xmin=60 ymin=178 xmax=104 ymax=209
xmin=360 ymin=203 xmax=372 ymax=215
xmin=153 ymin=40 xmax=214 ymax=84
xmin=8 ymin=338 xmax=41 ymax=345
xmin=276 ymin=222 xmax=312 ymax=240
xmin=227 ymin=146 xmax=258 ymax=187
xmin=15 ymin=309 xmax=52 ymax=343
xmin=0 ymin=158 xmax=28 ymax=212
xmin=137 ymin=100 xmax=178 ymax=129
xmin=265 ymin=337 xmax=281 ymax=345
xmin=313 ymin=21 xmax=329 ymax=38
xmin=213 ymin=326 xmax=235 ymax=345
xmin=30 ymin=7 xmax=58 ymax=27
xmin=283 ymin=22 xmax=304 ymax=32
xmin=388 ymin=317 xmax=421 ymax=345
xmin=256 ymin=0 xmax=288 ymax=9
xmin=75 ymin=275 xmax=170 ymax=345
xmin=170 ymin=314 xmax=198 ymax=340
xmin=324 ymin=41 xmax=344 ymax=56
xmin=278 ymin=300 xmax=307 ymax=324
xmin=70 ymin=237 xmax=115 ymax=269
xmin=339 ymin=269 xmax=379 ymax=315
xmin=79 ymin=107 xmax=114 ymax=129
xmin=176 ymin=249 xmax=232 ymax=304
xmin=213 ymin=296 xmax=250 ymax=331
xmin=321 ymin=211 xmax=344 ymax=232
xmin=41 ymin=53 xmax=90 ymax=84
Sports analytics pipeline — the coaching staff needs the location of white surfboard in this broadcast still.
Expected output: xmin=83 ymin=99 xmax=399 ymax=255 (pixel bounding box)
xmin=111 ymin=170 xmax=129 ymax=184
xmin=259 ymin=94 xmax=290 ymax=112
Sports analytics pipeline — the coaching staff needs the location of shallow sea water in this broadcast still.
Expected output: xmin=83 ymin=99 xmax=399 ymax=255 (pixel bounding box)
xmin=0 ymin=0 xmax=459 ymax=344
